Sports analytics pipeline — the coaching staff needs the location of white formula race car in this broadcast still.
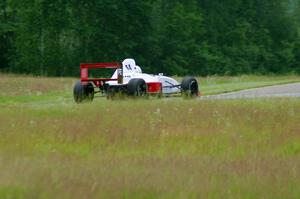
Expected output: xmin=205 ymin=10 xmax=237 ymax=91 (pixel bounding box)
xmin=73 ymin=58 xmax=199 ymax=103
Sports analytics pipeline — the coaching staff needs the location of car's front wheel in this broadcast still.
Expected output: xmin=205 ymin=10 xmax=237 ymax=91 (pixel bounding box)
xmin=181 ymin=77 xmax=199 ymax=98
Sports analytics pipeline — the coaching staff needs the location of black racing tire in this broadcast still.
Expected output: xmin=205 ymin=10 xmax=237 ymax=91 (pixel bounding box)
xmin=73 ymin=81 xmax=94 ymax=103
xmin=85 ymin=82 xmax=94 ymax=101
xmin=127 ymin=78 xmax=148 ymax=97
xmin=73 ymin=81 xmax=85 ymax=103
xmin=181 ymin=77 xmax=199 ymax=98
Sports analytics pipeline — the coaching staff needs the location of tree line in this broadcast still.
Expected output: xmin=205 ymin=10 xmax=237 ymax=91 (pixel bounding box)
xmin=1 ymin=0 xmax=300 ymax=76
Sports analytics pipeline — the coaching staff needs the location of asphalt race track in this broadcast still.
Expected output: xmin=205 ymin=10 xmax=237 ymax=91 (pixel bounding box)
xmin=201 ymin=82 xmax=300 ymax=100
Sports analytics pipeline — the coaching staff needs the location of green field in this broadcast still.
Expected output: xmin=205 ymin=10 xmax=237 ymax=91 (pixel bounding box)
xmin=0 ymin=74 xmax=300 ymax=199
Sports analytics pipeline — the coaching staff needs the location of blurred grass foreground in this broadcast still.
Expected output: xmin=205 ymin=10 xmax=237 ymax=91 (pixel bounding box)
xmin=0 ymin=74 xmax=300 ymax=198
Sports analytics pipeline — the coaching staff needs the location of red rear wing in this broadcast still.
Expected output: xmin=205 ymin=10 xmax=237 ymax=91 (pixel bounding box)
xmin=80 ymin=62 xmax=122 ymax=84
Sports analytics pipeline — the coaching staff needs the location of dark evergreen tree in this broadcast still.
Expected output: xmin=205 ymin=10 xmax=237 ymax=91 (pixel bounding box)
xmin=0 ymin=0 xmax=299 ymax=76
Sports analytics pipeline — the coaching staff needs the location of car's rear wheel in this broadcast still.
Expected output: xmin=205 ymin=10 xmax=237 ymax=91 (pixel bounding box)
xmin=127 ymin=78 xmax=148 ymax=97
xmin=73 ymin=81 xmax=94 ymax=103
xmin=181 ymin=77 xmax=199 ymax=98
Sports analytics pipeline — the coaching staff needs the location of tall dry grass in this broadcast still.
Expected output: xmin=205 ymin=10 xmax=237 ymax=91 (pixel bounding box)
xmin=0 ymin=98 xmax=300 ymax=199
xmin=0 ymin=74 xmax=74 ymax=96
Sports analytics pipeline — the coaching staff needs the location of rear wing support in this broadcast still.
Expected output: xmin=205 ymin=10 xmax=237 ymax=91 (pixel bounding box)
xmin=80 ymin=62 xmax=123 ymax=85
